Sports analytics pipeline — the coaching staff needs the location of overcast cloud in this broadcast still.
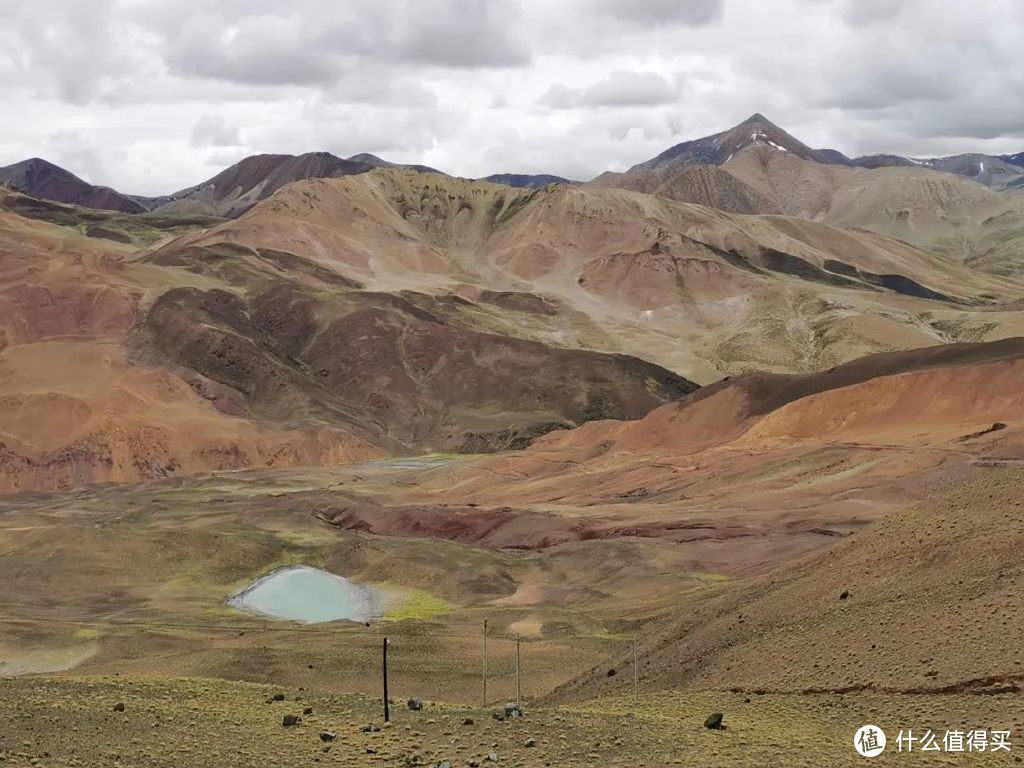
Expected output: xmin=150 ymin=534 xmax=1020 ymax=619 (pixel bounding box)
xmin=1 ymin=0 xmax=1022 ymax=195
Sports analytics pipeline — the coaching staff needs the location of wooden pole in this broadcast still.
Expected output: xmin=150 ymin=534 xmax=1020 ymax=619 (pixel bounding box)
xmin=516 ymin=632 xmax=522 ymax=708
xmin=633 ymin=635 xmax=638 ymax=701
xmin=482 ymin=618 xmax=488 ymax=708
xmin=383 ymin=636 xmax=390 ymax=723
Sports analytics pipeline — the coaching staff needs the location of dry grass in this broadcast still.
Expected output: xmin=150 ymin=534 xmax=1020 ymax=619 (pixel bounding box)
xmin=1 ymin=676 xmax=1019 ymax=767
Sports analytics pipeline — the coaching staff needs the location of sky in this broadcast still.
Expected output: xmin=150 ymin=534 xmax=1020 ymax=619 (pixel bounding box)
xmin=2 ymin=0 xmax=1023 ymax=196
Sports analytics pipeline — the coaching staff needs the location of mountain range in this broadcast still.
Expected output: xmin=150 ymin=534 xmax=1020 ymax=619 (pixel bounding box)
xmin=5 ymin=112 xmax=1020 ymax=214
xmin=4 ymin=106 xmax=1024 ymax=764
xmin=6 ymin=114 xmax=1024 ymax=287
xmin=5 ymin=150 xmax=1024 ymax=491
xmin=0 ymin=151 xmax=581 ymax=219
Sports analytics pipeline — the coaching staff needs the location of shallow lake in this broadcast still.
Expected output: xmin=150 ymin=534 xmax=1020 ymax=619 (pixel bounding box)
xmin=227 ymin=565 xmax=382 ymax=623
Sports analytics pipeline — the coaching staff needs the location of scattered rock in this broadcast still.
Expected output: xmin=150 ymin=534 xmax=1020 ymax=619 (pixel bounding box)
xmin=436 ymin=762 xmax=452 ymax=768
xmin=360 ymin=724 xmax=381 ymax=733
xmin=462 ymin=717 xmax=475 ymax=726
xmin=303 ymin=707 xmax=314 ymax=715
xmin=839 ymin=590 xmax=850 ymax=600
xmin=607 ymin=668 xmax=617 ymax=677
xmin=272 ymin=693 xmax=286 ymax=701
xmin=492 ymin=712 xmax=505 ymax=722
xmin=282 ymin=714 xmax=301 ymax=727
xmin=366 ymin=747 xmax=377 ymax=754
xmin=112 ymin=702 xmax=125 ymax=712
xmin=407 ymin=698 xmax=424 ymax=711
xmin=486 ymin=754 xmax=499 ymax=763
xmin=319 ymin=731 xmax=337 ymax=742
xmin=524 ymin=737 xmax=536 ymax=747
xmin=503 ymin=703 xmax=523 ymax=718
xmin=703 ymin=712 xmax=724 ymax=730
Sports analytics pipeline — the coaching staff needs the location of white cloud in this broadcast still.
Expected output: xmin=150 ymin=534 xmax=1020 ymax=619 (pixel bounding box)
xmin=0 ymin=0 xmax=1022 ymax=194
xmin=190 ymin=115 xmax=242 ymax=147
xmin=541 ymin=71 xmax=680 ymax=109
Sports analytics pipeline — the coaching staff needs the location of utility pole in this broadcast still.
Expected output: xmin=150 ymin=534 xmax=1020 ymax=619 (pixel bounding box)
xmin=632 ymin=634 xmax=638 ymax=701
xmin=482 ymin=618 xmax=488 ymax=708
xmin=516 ymin=632 xmax=522 ymax=708
xmin=382 ymin=636 xmax=390 ymax=723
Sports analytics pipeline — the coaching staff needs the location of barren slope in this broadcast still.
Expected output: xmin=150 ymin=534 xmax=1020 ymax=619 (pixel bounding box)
xmin=0 ymin=185 xmax=696 ymax=492
xmin=595 ymin=115 xmax=1024 ymax=276
xmin=605 ymin=138 xmax=1024 ymax=275
xmin=560 ymin=467 xmax=1024 ymax=700
xmin=434 ymin=338 xmax=1024 ymax=504
xmin=161 ymin=169 xmax=1024 ymax=383
xmin=724 ymin=144 xmax=1024 ymax=259
xmin=588 ymin=164 xmax=776 ymax=214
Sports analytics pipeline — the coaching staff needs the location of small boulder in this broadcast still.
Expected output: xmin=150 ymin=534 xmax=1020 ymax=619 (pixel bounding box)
xmin=839 ymin=590 xmax=850 ymax=600
xmin=703 ymin=712 xmax=724 ymax=730
xmin=486 ymin=754 xmax=499 ymax=763
xmin=524 ymin=737 xmax=536 ymax=748
xmin=303 ymin=707 xmax=314 ymax=716
xmin=462 ymin=718 xmax=475 ymax=726
xmin=360 ymin=724 xmax=381 ymax=733
xmin=112 ymin=702 xmax=125 ymax=713
xmin=272 ymin=693 xmax=286 ymax=701
xmin=407 ymin=697 xmax=423 ymax=711
xmin=503 ymin=703 xmax=523 ymax=718
xmin=282 ymin=714 xmax=301 ymax=727
xmin=319 ymin=731 xmax=337 ymax=742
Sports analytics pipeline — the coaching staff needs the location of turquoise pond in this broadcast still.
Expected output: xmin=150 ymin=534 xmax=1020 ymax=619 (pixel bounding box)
xmin=227 ymin=566 xmax=383 ymax=623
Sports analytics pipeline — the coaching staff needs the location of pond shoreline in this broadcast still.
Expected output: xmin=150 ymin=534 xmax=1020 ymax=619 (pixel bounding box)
xmin=226 ymin=565 xmax=384 ymax=624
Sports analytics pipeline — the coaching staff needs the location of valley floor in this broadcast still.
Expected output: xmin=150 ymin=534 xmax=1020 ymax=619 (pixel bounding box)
xmin=2 ymin=676 xmax=1021 ymax=767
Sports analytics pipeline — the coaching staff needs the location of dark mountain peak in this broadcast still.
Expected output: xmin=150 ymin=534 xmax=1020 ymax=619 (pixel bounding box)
xmin=3 ymin=157 xmax=81 ymax=183
xmin=629 ymin=113 xmax=838 ymax=173
xmin=13 ymin=156 xmax=63 ymax=170
xmin=347 ymin=152 xmax=389 ymax=166
xmin=346 ymin=152 xmax=445 ymax=175
xmin=479 ymin=173 xmax=580 ymax=189
xmin=738 ymin=112 xmax=774 ymax=128
xmin=158 ymin=151 xmax=371 ymax=217
xmin=850 ymin=153 xmax=918 ymax=169
xmin=157 ymin=150 xmax=444 ymax=218
xmin=0 ymin=157 xmax=143 ymax=214
xmin=999 ymin=151 xmax=1024 ymax=169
